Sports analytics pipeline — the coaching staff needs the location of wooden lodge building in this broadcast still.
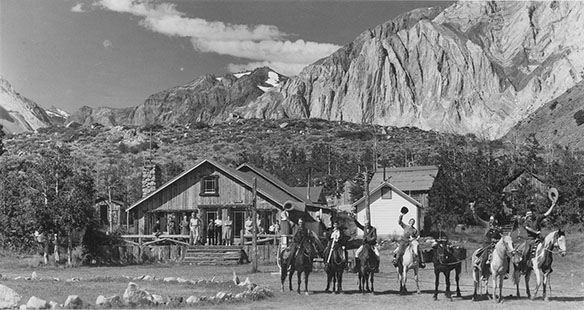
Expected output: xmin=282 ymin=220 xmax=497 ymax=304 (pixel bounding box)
xmin=125 ymin=159 xmax=330 ymax=245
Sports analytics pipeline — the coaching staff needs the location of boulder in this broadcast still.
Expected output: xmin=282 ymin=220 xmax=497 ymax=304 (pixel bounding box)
xmin=166 ymin=296 xmax=183 ymax=307
xmin=63 ymin=295 xmax=82 ymax=309
xmin=151 ymin=294 xmax=164 ymax=305
xmin=95 ymin=295 xmax=121 ymax=308
xmin=26 ymin=296 xmax=48 ymax=309
xmin=122 ymin=282 xmax=154 ymax=306
xmin=0 ymin=284 xmax=22 ymax=309
xmin=162 ymin=277 xmax=176 ymax=282
xmin=185 ymin=296 xmax=200 ymax=305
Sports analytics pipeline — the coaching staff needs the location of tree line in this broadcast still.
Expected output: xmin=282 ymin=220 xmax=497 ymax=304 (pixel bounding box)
xmin=0 ymin=123 xmax=582 ymax=259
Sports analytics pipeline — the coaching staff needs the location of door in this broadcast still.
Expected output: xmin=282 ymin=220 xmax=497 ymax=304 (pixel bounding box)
xmin=205 ymin=210 xmax=217 ymax=243
xmin=234 ymin=211 xmax=245 ymax=239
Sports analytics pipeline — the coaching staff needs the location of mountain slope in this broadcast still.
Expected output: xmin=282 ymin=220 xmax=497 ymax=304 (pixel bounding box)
xmin=504 ymin=81 xmax=584 ymax=149
xmin=240 ymin=1 xmax=584 ymax=139
xmin=0 ymin=77 xmax=52 ymax=133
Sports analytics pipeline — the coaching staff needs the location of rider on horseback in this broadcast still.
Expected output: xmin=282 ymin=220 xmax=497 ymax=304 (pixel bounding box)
xmin=393 ymin=207 xmax=425 ymax=269
xmin=523 ymin=200 xmax=556 ymax=267
xmin=353 ymin=217 xmax=380 ymax=273
xmin=324 ymin=221 xmax=347 ymax=265
xmin=287 ymin=218 xmax=311 ymax=270
xmin=469 ymin=201 xmax=504 ymax=280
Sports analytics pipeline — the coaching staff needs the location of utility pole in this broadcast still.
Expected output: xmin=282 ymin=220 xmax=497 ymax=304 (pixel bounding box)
xmin=363 ymin=170 xmax=371 ymax=223
xmin=251 ymin=178 xmax=258 ymax=273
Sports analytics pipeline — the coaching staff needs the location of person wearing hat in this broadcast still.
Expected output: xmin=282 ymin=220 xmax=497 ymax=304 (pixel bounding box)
xmin=324 ymin=220 xmax=347 ymax=265
xmin=286 ymin=218 xmax=312 ymax=270
xmin=353 ymin=217 xmax=380 ymax=273
xmin=469 ymin=201 xmax=503 ymax=279
xmin=392 ymin=206 xmax=425 ymax=268
xmin=523 ymin=199 xmax=557 ymax=265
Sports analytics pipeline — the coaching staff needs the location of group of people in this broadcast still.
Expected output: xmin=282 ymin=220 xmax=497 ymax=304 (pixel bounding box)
xmin=470 ymin=196 xmax=557 ymax=278
xmin=284 ymin=193 xmax=557 ymax=276
xmin=285 ymin=206 xmax=423 ymax=274
xmin=206 ymin=215 xmax=234 ymax=246
xmin=33 ymin=229 xmax=59 ymax=265
xmin=152 ymin=212 xmax=233 ymax=246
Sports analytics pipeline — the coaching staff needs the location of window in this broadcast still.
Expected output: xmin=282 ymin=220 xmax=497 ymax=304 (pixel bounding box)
xmin=381 ymin=187 xmax=392 ymax=199
xmin=200 ymin=175 xmax=219 ymax=196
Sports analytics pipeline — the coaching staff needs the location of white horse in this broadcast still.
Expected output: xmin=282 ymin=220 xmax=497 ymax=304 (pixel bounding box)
xmin=531 ymin=230 xmax=566 ymax=301
xmin=490 ymin=234 xmax=516 ymax=303
xmin=396 ymin=238 xmax=420 ymax=294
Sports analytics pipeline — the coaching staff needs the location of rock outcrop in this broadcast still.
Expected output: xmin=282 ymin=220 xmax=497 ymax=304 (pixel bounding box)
xmin=0 ymin=284 xmax=22 ymax=309
xmin=0 ymin=77 xmax=52 ymax=133
xmin=241 ymin=1 xmax=584 ymax=139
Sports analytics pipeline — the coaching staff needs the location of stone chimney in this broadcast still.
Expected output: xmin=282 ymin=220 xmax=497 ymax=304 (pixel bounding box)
xmin=142 ymin=164 xmax=161 ymax=198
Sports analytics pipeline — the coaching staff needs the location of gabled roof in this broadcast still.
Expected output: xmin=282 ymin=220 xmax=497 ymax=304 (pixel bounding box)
xmin=369 ymin=165 xmax=439 ymax=192
xmin=236 ymin=163 xmax=328 ymax=210
xmin=292 ymin=186 xmax=325 ymax=203
xmin=351 ymin=181 xmax=422 ymax=209
xmin=127 ymin=159 xmax=329 ymax=213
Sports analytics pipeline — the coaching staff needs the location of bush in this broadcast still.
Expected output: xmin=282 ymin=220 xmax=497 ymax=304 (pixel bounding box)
xmin=574 ymin=110 xmax=584 ymax=126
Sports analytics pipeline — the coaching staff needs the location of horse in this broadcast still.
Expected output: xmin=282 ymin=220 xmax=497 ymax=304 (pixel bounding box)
xmin=526 ymin=230 xmax=566 ymax=301
xmin=396 ymin=238 xmax=420 ymax=294
xmin=357 ymin=243 xmax=376 ymax=293
xmin=324 ymin=240 xmax=347 ymax=294
xmin=279 ymin=233 xmax=324 ymax=295
xmin=430 ymin=241 xmax=464 ymax=301
xmin=490 ymin=234 xmax=517 ymax=303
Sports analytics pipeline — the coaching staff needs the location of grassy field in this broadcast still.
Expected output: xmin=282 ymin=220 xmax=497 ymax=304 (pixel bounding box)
xmin=1 ymin=233 xmax=583 ymax=310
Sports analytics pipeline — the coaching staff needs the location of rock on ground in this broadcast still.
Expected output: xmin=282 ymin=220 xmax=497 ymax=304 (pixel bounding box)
xmin=0 ymin=284 xmax=22 ymax=309
xmin=122 ymin=282 xmax=154 ymax=306
xmin=26 ymin=296 xmax=48 ymax=309
xmin=63 ymin=295 xmax=83 ymax=309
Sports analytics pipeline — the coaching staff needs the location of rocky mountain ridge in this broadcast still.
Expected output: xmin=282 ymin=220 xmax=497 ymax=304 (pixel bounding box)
xmin=240 ymin=1 xmax=584 ymax=139
xmin=0 ymin=77 xmax=55 ymax=133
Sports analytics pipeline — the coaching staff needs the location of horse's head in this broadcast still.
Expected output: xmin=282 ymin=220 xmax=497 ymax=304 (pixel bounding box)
xmin=556 ymin=230 xmax=566 ymax=257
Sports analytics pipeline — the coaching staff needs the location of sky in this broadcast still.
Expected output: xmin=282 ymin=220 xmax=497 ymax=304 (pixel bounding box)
xmin=0 ymin=0 xmax=451 ymax=113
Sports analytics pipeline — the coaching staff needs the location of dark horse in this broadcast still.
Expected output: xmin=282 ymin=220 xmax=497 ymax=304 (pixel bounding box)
xmin=429 ymin=241 xmax=464 ymax=301
xmin=357 ymin=243 xmax=376 ymax=293
xmin=324 ymin=236 xmax=348 ymax=293
xmin=280 ymin=234 xmax=324 ymax=295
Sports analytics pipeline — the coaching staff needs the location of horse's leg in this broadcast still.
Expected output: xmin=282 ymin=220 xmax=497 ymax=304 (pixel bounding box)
xmin=445 ymin=270 xmax=452 ymax=301
xmin=498 ymin=274 xmax=504 ymax=303
xmin=281 ymin=264 xmax=287 ymax=293
xmin=472 ymin=268 xmax=478 ymax=301
xmin=370 ymin=272 xmax=374 ymax=294
xmin=491 ymin=274 xmax=497 ymax=302
xmin=514 ymin=267 xmax=520 ymax=298
xmin=304 ymin=271 xmax=309 ymax=295
xmin=403 ymin=267 xmax=409 ymax=293
xmin=532 ymin=267 xmax=541 ymax=300
xmin=415 ymin=267 xmax=420 ymax=294
xmin=525 ymin=270 xmax=531 ymax=299
xmin=289 ymin=269 xmax=295 ymax=292
xmin=338 ymin=270 xmax=344 ymax=293
xmin=296 ymin=270 xmax=302 ymax=294
xmin=365 ymin=271 xmax=370 ymax=293
xmin=455 ymin=265 xmax=461 ymax=297
xmin=433 ymin=270 xmax=439 ymax=300
xmin=358 ymin=272 xmax=363 ymax=293
xmin=325 ymin=270 xmax=331 ymax=292
xmin=543 ymin=273 xmax=548 ymax=302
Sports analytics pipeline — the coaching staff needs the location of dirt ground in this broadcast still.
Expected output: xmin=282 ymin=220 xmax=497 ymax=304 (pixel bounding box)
xmin=1 ymin=234 xmax=583 ymax=310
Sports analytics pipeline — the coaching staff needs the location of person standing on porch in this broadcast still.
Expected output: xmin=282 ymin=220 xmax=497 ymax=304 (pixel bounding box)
xmin=180 ymin=215 xmax=189 ymax=242
xmin=215 ymin=216 xmax=223 ymax=245
xmin=189 ymin=212 xmax=201 ymax=245
xmin=207 ymin=219 xmax=215 ymax=245
xmin=223 ymin=215 xmax=233 ymax=246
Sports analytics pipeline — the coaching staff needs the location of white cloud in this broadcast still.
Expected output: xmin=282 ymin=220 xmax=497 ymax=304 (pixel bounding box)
xmin=103 ymin=40 xmax=113 ymax=49
xmin=96 ymin=0 xmax=341 ymax=75
xmin=71 ymin=3 xmax=86 ymax=13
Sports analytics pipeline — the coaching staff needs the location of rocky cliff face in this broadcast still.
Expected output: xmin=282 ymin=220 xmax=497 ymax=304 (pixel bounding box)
xmin=504 ymin=81 xmax=584 ymax=149
xmin=239 ymin=1 xmax=584 ymax=139
xmin=0 ymin=77 xmax=52 ymax=133
xmin=128 ymin=67 xmax=287 ymax=126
